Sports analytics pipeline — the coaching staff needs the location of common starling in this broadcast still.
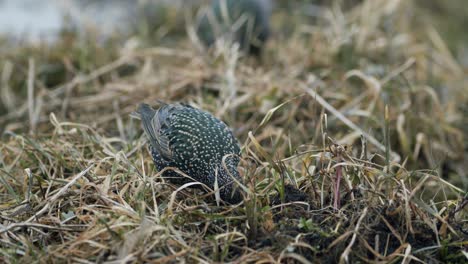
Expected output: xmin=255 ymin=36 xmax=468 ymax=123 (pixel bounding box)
xmin=137 ymin=103 xmax=243 ymax=204
xmin=196 ymin=0 xmax=271 ymax=55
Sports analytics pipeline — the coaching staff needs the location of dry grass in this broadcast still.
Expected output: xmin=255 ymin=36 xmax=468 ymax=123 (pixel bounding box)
xmin=0 ymin=0 xmax=467 ymax=263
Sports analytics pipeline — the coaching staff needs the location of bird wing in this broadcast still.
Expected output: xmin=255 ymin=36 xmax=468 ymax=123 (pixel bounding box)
xmin=138 ymin=103 xmax=173 ymax=161
xmin=152 ymin=105 xmax=174 ymax=160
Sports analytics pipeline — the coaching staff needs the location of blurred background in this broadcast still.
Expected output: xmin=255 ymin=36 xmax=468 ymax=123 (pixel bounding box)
xmin=0 ymin=0 xmax=467 ymax=187
xmin=0 ymin=0 xmax=192 ymax=42
xmin=0 ymin=0 xmax=467 ymax=61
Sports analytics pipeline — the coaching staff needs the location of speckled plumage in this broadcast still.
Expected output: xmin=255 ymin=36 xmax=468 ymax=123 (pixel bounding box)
xmin=138 ymin=103 xmax=242 ymax=204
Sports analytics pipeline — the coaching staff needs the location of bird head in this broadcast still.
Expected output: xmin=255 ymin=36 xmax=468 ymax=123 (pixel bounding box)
xmin=214 ymin=155 xmax=243 ymax=204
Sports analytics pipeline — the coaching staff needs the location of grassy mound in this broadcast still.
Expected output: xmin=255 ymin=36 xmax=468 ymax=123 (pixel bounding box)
xmin=1 ymin=0 xmax=467 ymax=262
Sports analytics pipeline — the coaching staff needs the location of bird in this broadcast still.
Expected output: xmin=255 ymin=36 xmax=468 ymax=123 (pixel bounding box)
xmin=137 ymin=103 xmax=243 ymax=204
xmin=196 ymin=0 xmax=271 ymax=55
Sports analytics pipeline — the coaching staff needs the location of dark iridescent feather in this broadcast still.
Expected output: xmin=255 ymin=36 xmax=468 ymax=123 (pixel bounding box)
xmin=137 ymin=103 xmax=242 ymax=203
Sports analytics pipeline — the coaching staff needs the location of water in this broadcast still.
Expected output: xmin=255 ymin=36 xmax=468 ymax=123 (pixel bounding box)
xmin=0 ymin=0 xmax=193 ymax=43
xmin=0 ymin=0 xmax=63 ymax=42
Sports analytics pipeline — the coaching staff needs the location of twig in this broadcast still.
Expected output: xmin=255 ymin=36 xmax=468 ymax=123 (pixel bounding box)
xmin=340 ymin=207 xmax=368 ymax=264
xmin=0 ymin=60 xmax=15 ymax=112
xmin=0 ymin=222 xmax=80 ymax=234
xmin=27 ymin=58 xmax=36 ymax=134
xmin=304 ymin=86 xmax=401 ymax=162
xmin=25 ymin=165 xmax=93 ymax=223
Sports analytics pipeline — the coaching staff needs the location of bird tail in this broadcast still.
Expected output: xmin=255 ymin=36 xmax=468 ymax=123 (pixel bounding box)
xmin=137 ymin=103 xmax=156 ymax=120
xmin=137 ymin=103 xmax=158 ymax=144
